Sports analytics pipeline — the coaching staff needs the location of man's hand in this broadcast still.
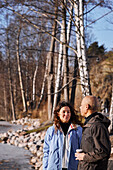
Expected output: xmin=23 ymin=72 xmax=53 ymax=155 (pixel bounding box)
xmin=75 ymin=152 xmax=85 ymax=160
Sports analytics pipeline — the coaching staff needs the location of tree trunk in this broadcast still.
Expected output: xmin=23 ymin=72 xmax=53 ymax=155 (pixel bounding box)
xmin=25 ymin=56 xmax=29 ymax=101
xmin=74 ymin=0 xmax=91 ymax=96
xmin=37 ymin=58 xmax=48 ymax=109
xmin=70 ymin=55 xmax=78 ymax=105
xmin=67 ymin=4 xmax=73 ymax=45
xmin=62 ymin=0 xmax=69 ymax=101
xmin=33 ymin=65 xmax=38 ymax=108
xmin=54 ymin=41 xmax=58 ymax=82
xmin=52 ymin=27 xmax=63 ymax=118
xmin=79 ymin=0 xmax=91 ymax=95
xmin=108 ymin=80 xmax=113 ymax=132
xmin=16 ymin=26 xmax=27 ymax=112
xmin=48 ymin=2 xmax=58 ymax=119
xmin=3 ymin=81 xmax=8 ymax=121
xmin=7 ymin=34 xmax=16 ymax=121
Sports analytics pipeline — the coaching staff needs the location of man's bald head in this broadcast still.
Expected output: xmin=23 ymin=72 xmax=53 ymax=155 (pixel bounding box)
xmin=82 ymin=95 xmax=98 ymax=112
xmin=80 ymin=96 xmax=99 ymax=117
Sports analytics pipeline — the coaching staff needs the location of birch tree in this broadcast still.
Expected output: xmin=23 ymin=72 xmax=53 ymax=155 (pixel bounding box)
xmin=52 ymin=28 xmax=63 ymax=118
xmin=74 ymin=0 xmax=91 ymax=96
xmin=6 ymin=33 xmax=16 ymax=121
xmin=70 ymin=56 xmax=78 ymax=105
xmin=47 ymin=1 xmax=58 ymax=118
xmin=32 ymin=65 xmax=38 ymax=107
xmin=108 ymin=81 xmax=113 ymax=132
xmin=16 ymin=25 xmax=27 ymax=112
xmin=62 ymin=0 xmax=69 ymax=101
xmin=37 ymin=57 xmax=48 ymax=109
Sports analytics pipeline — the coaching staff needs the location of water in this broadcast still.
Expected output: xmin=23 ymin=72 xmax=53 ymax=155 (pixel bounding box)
xmin=0 ymin=121 xmax=22 ymax=133
xmin=0 ymin=121 xmax=33 ymax=169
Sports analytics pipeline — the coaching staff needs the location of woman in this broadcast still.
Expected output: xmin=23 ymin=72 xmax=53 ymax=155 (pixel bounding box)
xmin=43 ymin=101 xmax=82 ymax=170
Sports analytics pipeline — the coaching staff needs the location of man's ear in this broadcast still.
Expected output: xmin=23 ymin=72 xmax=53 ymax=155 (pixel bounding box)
xmin=86 ymin=104 xmax=91 ymax=110
xmin=86 ymin=104 xmax=90 ymax=110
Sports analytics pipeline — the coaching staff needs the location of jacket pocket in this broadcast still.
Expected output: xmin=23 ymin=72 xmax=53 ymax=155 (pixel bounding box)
xmin=78 ymin=161 xmax=97 ymax=170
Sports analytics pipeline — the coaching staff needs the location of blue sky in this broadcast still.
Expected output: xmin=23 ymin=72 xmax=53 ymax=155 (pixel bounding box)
xmin=87 ymin=6 xmax=113 ymax=51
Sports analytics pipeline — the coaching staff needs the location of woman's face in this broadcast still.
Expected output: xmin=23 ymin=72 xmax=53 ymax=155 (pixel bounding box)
xmin=58 ymin=106 xmax=71 ymax=123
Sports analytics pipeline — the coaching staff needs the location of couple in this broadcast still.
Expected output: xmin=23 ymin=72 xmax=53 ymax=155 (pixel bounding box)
xmin=43 ymin=95 xmax=111 ymax=170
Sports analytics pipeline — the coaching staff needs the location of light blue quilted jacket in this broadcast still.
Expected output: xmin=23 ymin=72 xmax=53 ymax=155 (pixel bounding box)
xmin=43 ymin=124 xmax=82 ymax=170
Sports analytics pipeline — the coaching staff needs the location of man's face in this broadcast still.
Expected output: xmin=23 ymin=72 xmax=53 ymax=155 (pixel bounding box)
xmin=80 ymin=99 xmax=87 ymax=117
xmin=58 ymin=106 xmax=71 ymax=123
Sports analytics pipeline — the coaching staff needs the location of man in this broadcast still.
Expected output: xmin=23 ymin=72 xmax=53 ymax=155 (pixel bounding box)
xmin=75 ymin=95 xmax=111 ymax=170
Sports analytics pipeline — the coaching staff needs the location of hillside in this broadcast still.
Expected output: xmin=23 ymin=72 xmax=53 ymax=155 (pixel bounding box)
xmin=89 ymin=55 xmax=113 ymax=112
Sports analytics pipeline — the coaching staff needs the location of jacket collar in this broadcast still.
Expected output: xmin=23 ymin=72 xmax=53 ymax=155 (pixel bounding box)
xmin=84 ymin=112 xmax=98 ymax=125
xmin=68 ymin=123 xmax=77 ymax=131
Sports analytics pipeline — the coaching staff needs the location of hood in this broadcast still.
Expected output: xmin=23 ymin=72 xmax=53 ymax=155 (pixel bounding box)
xmin=91 ymin=112 xmax=111 ymax=128
xmin=84 ymin=112 xmax=111 ymax=129
xmin=95 ymin=113 xmax=111 ymax=128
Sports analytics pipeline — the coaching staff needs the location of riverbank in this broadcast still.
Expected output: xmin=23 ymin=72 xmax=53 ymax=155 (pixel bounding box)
xmin=0 ymin=118 xmax=48 ymax=169
xmin=0 ymin=118 xmax=113 ymax=170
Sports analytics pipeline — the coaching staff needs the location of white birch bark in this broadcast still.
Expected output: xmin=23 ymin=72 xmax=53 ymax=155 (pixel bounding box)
xmin=13 ymin=77 xmax=17 ymax=114
xmin=25 ymin=57 xmax=29 ymax=100
xmin=74 ymin=0 xmax=91 ymax=96
xmin=52 ymin=28 xmax=63 ymax=118
xmin=79 ymin=0 xmax=90 ymax=95
xmin=62 ymin=0 xmax=69 ymax=101
xmin=47 ymin=3 xmax=58 ymax=119
xmin=54 ymin=41 xmax=58 ymax=82
xmin=33 ymin=65 xmax=38 ymax=102
xmin=108 ymin=81 xmax=113 ymax=132
xmin=67 ymin=3 xmax=73 ymax=45
xmin=37 ymin=58 xmax=48 ymax=109
xmin=74 ymin=0 xmax=84 ymax=94
xmin=16 ymin=27 xmax=27 ymax=112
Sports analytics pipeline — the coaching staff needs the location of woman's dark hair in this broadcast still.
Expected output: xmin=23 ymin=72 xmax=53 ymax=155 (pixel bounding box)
xmin=54 ymin=101 xmax=82 ymax=131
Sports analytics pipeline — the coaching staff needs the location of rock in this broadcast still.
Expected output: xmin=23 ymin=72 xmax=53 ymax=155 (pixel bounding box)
xmin=31 ymin=157 xmax=37 ymax=164
xmin=39 ymin=165 xmax=43 ymax=170
xmin=37 ymin=151 xmax=43 ymax=158
xmin=35 ymin=161 xmax=42 ymax=169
